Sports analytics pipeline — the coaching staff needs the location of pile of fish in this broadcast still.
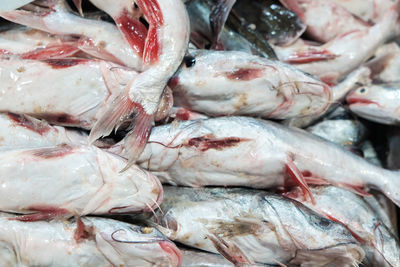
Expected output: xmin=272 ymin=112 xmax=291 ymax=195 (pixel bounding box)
xmin=0 ymin=0 xmax=399 ymax=266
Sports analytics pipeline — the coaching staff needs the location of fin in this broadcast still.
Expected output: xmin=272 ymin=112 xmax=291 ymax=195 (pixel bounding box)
xmin=74 ymin=216 xmax=95 ymax=242
xmin=304 ymin=176 xmax=330 ymax=185
xmin=207 ymin=234 xmax=254 ymax=265
xmin=285 ymin=160 xmax=315 ymax=203
xmin=0 ymin=9 xmax=49 ymax=32
xmin=72 ymin=0 xmax=83 ymax=16
xmin=209 ymin=0 xmax=236 ymax=48
xmin=114 ymin=11 xmax=147 ymax=57
xmin=77 ymin=37 xmax=125 ymax=65
xmin=12 ymin=206 xmax=69 ymax=222
xmin=284 ymin=49 xmax=337 ymax=64
xmin=342 ymin=183 xmax=372 ymax=197
xmin=21 ymin=42 xmax=80 ymax=60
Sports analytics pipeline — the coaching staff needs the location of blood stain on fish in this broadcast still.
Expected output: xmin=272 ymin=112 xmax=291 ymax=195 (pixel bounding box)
xmin=31 ymin=144 xmax=74 ymax=159
xmin=8 ymin=113 xmax=50 ymax=135
xmin=43 ymin=58 xmax=89 ymax=69
xmin=186 ymin=136 xmax=250 ymax=151
xmin=225 ymin=68 xmax=264 ymax=81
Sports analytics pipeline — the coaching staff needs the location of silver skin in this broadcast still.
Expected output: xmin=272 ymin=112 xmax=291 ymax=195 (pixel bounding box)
xmin=307 ymin=119 xmax=366 ymax=147
xmin=137 ymin=116 xmax=400 ymax=207
xmin=171 ymin=50 xmax=332 ymax=120
xmin=181 ymin=248 xmax=235 ymax=267
xmin=286 ymin=186 xmax=400 ymax=267
xmin=150 ymin=187 xmax=364 ymax=266
xmin=0 ymin=145 xmax=162 ymax=216
xmin=0 ymin=214 xmax=181 ymax=267
xmin=347 ymin=83 xmax=400 ymax=125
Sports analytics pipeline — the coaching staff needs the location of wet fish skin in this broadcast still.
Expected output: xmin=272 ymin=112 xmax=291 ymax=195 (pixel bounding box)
xmin=286 ymin=185 xmax=400 ymax=267
xmin=347 ymin=83 xmax=400 ymax=125
xmin=137 ymin=116 xmax=400 ymax=207
xmin=150 ymin=186 xmax=364 ymax=266
xmin=171 ymin=49 xmax=332 ymax=120
xmin=0 ymin=214 xmax=181 ymax=267
xmin=181 ymin=248 xmax=235 ymax=267
xmin=0 ymin=145 xmax=162 ymax=217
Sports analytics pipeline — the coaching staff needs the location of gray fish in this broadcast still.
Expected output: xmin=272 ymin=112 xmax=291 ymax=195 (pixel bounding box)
xmin=286 ymin=186 xmax=400 ymax=267
xmin=149 ymin=186 xmax=364 ymax=266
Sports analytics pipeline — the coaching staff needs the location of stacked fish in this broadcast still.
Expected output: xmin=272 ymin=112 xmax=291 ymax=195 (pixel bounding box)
xmin=0 ymin=0 xmax=399 ymax=266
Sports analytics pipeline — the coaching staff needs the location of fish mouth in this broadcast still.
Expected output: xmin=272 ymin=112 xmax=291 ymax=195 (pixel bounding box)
xmin=347 ymin=97 xmax=380 ymax=106
xmin=159 ymin=241 xmax=183 ymax=267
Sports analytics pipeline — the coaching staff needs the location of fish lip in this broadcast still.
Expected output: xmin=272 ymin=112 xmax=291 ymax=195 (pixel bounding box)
xmin=347 ymin=97 xmax=380 ymax=106
xmin=159 ymin=241 xmax=182 ymax=267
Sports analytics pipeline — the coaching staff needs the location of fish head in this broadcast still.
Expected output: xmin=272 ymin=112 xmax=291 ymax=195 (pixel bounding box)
xmin=95 ymin=221 xmax=182 ymax=267
xmin=347 ymin=83 xmax=400 ymax=124
xmin=264 ymin=195 xmax=365 ymax=265
xmin=107 ymin=165 xmax=164 ymax=214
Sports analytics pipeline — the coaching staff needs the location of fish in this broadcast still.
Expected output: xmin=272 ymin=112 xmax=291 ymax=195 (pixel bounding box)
xmin=0 ymin=144 xmax=162 ymax=220
xmin=170 ymin=50 xmax=332 ymax=120
xmin=0 ymin=0 xmax=143 ymax=69
xmin=136 ymin=116 xmax=400 ymax=207
xmin=273 ymin=6 xmax=399 ymax=84
xmin=0 ymin=214 xmax=182 ymax=266
xmin=347 ymin=83 xmax=400 ymax=125
xmin=89 ymin=0 xmax=190 ymax=169
xmin=280 ymin=0 xmax=369 ymax=43
xmin=0 ymin=113 xmax=87 ymax=150
xmin=148 ymin=186 xmax=364 ymax=266
xmin=285 ymin=185 xmax=400 ymax=267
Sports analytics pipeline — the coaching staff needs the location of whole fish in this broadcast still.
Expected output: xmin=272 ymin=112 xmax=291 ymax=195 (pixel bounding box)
xmin=0 ymin=214 xmax=182 ymax=266
xmin=0 ymin=57 xmax=172 ymax=129
xmin=280 ymin=0 xmax=368 ymax=43
xmin=0 ymin=113 xmax=87 ymax=150
xmin=89 ymin=0 xmax=190 ymax=169
xmin=170 ymin=50 xmax=332 ymax=120
xmin=136 ymin=116 xmax=400 ymax=207
xmin=0 ymin=0 xmax=142 ymax=69
xmin=347 ymin=83 xmax=400 ymax=125
xmin=285 ymin=185 xmax=400 ymax=267
xmin=149 ymin=187 xmax=364 ymax=266
xmin=0 ymin=145 xmax=162 ymax=220
xmin=273 ymin=6 xmax=399 ymax=84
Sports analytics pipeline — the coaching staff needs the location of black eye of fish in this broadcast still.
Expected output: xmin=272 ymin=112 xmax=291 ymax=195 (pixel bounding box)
xmin=359 ymin=88 xmax=366 ymax=93
xmin=184 ymin=56 xmax=196 ymax=68
xmin=318 ymin=218 xmax=332 ymax=228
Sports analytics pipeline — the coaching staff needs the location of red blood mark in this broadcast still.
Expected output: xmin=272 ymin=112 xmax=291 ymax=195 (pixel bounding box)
xmin=347 ymin=98 xmax=380 ymax=106
xmin=225 ymin=68 xmax=264 ymax=81
xmin=74 ymin=217 xmax=95 ymax=242
xmin=115 ymin=10 xmax=148 ymax=56
xmin=186 ymin=136 xmax=249 ymax=151
xmin=43 ymin=58 xmax=89 ymax=69
xmin=31 ymin=144 xmax=74 ymax=159
xmin=159 ymin=241 xmax=183 ymax=267
xmin=285 ymin=50 xmax=337 ymax=64
xmin=168 ymin=76 xmax=179 ymax=88
xmin=0 ymin=49 xmax=11 ymax=55
xmin=320 ymin=75 xmax=338 ymax=86
xmin=136 ymin=0 xmax=164 ymax=64
xmin=13 ymin=206 xmax=69 ymax=222
xmin=175 ymin=109 xmax=191 ymax=121
xmin=304 ymin=176 xmax=330 ymax=185
xmin=8 ymin=113 xmax=50 ymax=135
xmin=325 ymin=214 xmax=365 ymax=243
xmin=38 ymin=113 xmax=80 ymax=125
xmin=21 ymin=43 xmax=80 ymax=60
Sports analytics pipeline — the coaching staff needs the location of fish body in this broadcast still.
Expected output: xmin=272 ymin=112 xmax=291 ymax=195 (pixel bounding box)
xmin=151 ymin=186 xmax=364 ymax=266
xmin=0 ymin=214 xmax=181 ymax=266
xmin=137 ymin=116 xmax=400 ymax=207
xmin=286 ymin=186 xmax=400 ymax=267
xmin=171 ymin=50 xmax=331 ymax=119
xmin=181 ymin=248 xmax=235 ymax=267
xmin=0 ymin=145 xmax=162 ymax=217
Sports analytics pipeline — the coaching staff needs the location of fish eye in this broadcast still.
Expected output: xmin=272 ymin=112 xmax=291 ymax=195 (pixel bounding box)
xmin=358 ymin=87 xmax=367 ymax=94
xmin=318 ymin=217 xmax=332 ymax=228
xmin=184 ymin=56 xmax=196 ymax=68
